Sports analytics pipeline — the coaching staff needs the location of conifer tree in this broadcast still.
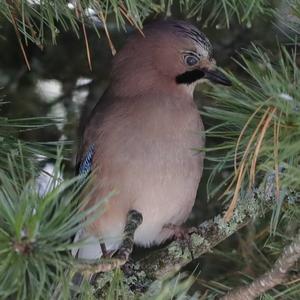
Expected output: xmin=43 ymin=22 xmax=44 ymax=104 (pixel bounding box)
xmin=0 ymin=1 xmax=299 ymax=299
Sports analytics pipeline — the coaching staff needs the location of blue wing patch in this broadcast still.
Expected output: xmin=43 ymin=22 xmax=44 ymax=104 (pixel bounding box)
xmin=79 ymin=144 xmax=95 ymax=176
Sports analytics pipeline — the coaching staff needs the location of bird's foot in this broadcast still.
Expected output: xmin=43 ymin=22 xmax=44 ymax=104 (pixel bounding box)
xmin=100 ymin=209 xmax=143 ymax=262
xmin=164 ymin=224 xmax=198 ymax=260
xmin=121 ymin=257 xmax=134 ymax=274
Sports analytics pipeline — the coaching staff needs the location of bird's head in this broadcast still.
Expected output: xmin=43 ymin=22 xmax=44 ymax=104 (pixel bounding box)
xmin=111 ymin=20 xmax=231 ymax=96
xmin=171 ymin=22 xmax=231 ymax=87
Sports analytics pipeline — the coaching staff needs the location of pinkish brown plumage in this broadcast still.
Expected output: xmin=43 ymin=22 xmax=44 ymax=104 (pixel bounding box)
xmin=74 ymin=20 xmax=231 ymax=259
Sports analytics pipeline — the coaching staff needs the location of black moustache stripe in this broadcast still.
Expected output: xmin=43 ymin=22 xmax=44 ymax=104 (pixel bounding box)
xmin=175 ymin=69 xmax=205 ymax=84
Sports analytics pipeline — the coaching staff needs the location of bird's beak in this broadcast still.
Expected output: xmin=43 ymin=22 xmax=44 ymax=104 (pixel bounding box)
xmin=202 ymin=68 xmax=232 ymax=86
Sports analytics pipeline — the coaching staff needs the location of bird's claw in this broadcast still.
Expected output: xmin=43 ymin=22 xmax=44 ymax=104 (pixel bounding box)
xmin=164 ymin=224 xmax=198 ymax=260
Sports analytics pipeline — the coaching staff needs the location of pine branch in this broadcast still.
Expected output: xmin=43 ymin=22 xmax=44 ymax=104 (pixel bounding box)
xmin=221 ymin=230 xmax=300 ymax=300
xmin=0 ymin=0 xmax=277 ymax=55
xmin=0 ymin=112 xmax=67 ymax=173
xmin=203 ymin=44 xmax=300 ymax=231
xmin=0 ymin=147 xmax=97 ymax=300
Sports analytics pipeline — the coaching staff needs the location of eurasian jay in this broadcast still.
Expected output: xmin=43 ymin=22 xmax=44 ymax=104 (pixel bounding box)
xmin=74 ymin=20 xmax=231 ymax=262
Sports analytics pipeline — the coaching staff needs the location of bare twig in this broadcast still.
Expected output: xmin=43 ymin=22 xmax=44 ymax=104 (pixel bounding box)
xmin=76 ymin=257 xmax=126 ymax=275
xmin=221 ymin=231 xmax=300 ymax=300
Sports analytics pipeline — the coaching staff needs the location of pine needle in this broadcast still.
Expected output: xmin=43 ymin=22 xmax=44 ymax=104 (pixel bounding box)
xmin=273 ymin=111 xmax=282 ymax=200
xmin=75 ymin=3 xmax=92 ymax=71
xmin=249 ymin=107 xmax=276 ymax=187
xmin=224 ymin=162 xmax=246 ymax=221
xmin=119 ymin=2 xmax=145 ymax=37
xmin=222 ymin=106 xmax=271 ymax=204
xmin=81 ymin=17 xmax=92 ymax=71
xmin=98 ymin=8 xmax=116 ymax=56
xmin=225 ymin=106 xmax=274 ymax=221
xmin=9 ymin=7 xmax=31 ymax=70
xmin=234 ymin=102 xmax=268 ymax=175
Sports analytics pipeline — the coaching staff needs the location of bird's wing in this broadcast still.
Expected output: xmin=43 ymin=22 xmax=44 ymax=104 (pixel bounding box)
xmin=75 ymin=89 xmax=114 ymax=175
xmin=76 ymin=144 xmax=95 ymax=176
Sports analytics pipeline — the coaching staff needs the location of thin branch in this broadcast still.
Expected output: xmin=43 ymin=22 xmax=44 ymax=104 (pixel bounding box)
xmin=76 ymin=257 xmax=126 ymax=275
xmin=221 ymin=231 xmax=300 ymax=300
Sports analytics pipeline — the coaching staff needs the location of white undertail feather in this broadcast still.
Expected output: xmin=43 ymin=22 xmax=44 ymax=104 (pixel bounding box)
xmin=72 ymin=229 xmax=122 ymax=259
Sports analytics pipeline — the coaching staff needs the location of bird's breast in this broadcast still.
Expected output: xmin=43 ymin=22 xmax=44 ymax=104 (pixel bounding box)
xmin=87 ymin=95 xmax=205 ymax=246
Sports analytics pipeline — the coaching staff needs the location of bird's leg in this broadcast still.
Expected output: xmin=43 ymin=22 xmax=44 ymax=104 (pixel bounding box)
xmin=114 ymin=209 xmax=143 ymax=261
xmin=100 ymin=242 xmax=108 ymax=256
xmin=163 ymin=224 xmax=198 ymax=260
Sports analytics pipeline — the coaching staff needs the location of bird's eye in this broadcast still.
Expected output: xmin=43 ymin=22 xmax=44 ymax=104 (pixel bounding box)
xmin=184 ymin=55 xmax=198 ymax=66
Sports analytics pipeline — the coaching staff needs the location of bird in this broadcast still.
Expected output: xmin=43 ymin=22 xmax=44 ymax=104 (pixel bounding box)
xmin=74 ymin=19 xmax=231 ymax=262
